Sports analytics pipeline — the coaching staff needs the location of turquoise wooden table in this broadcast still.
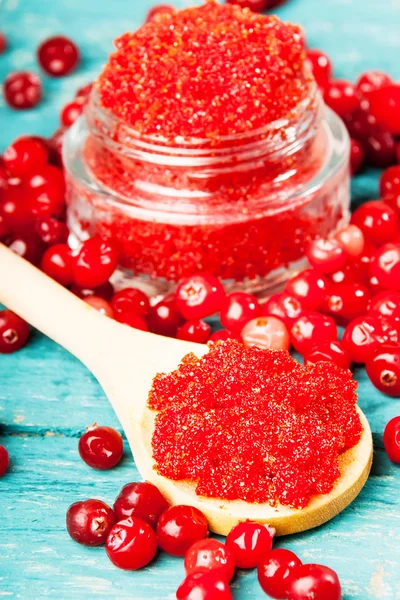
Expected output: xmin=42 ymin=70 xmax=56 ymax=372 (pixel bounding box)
xmin=1 ymin=0 xmax=400 ymax=598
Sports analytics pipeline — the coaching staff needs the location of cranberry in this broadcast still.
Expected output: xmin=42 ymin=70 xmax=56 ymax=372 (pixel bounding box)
xmin=114 ymin=481 xmax=169 ymax=529
xmin=350 ymin=241 xmax=377 ymax=285
xmin=3 ymin=137 xmax=48 ymax=178
xmin=3 ymin=71 xmax=42 ymax=109
xmin=0 ymin=310 xmax=29 ymax=354
xmin=383 ymin=416 xmax=400 ymax=463
xmin=306 ymin=238 xmax=347 ymax=274
xmin=226 ymin=0 xmax=269 ymax=11
xmin=342 ymin=315 xmax=399 ymax=363
xmin=334 ymin=224 xmax=365 ymax=258
xmin=290 ymin=312 xmax=337 ymax=355
xmin=85 ymin=296 xmax=114 ymax=318
xmin=225 ymin=522 xmax=274 ymax=569
xmin=146 ymin=4 xmax=176 ymax=22
xmin=78 ymin=424 xmax=123 ymax=470
xmin=369 ymin=291 xmax=400 ymax=324
xmin=324 ymin=80 xmax=359 ymax=118
xmin=370 ymin=243 xmax=400 ymax=291
xmin=220 ymin=292 xmax=261 ymax=332
xmin=262 ymin=292 xmax=304 ymax=327
xmin=73 ymin=236 xmax=118 ymax=288
xmin=0 ymin=164 xmax=8 ymax=196
xmin=176 ymin=571 xmax=232 ymax=600
xmin=0 ymin=213 xmax=8 ymax=240
xmin=0 ymin=32 xmax=7 ymax=54
xmin=60 ymin=100 xmax=84 ymax=128
xmin=66 ymin=499 xmax=115 ymax=546
xmin=156 ymin=505 xmax=208 ymax=557
xmin=380 ymin=165 xmax=400 ymax=198
xmin=369 ymin=84 xmax=400 ymax=135
xmin=111 ymin=288 xmax=150 ymax=318
xmin=323 ymin=282 xmax=371 ymax=325
xmin=209 ymin=329 xmax=242 ymax=342
xmin=304 ymin=340 xmax=351 ymax=370
xmin=115 ymin=312 xmax=149 ymax=331
xmin=175 ymin=273 xmax=225 ymax=320
xmin=306 ymin=49 xmax=332 ymax=89
xmin=184 ymin=539 xmax=235 ymax=581
xmin=364 ymin=128 xmax=397 ymax=168
xmin=286 ymin=564 xmax=341 ymax=600
xmin=106 ymin=516 xmax=157 ymax=570
xmin=366 ymin=345 xmax=400 ymax=397
xmin=147 ymin=295 xmax=184 ymax=337
xmin=350 ymin=139 xmax=365 ymax=174
xmin=241 ymin=316 xmax=290 ymax=351
xmin=356 ymin=71 xmax=392 ymax=99
xmin=47 ymin=127 xmax=65 ymax=167
xmin=351 ymin=201 xmax=399 ymax=246
xmin=258 ymin=549 xmax=302 ymax=599
xmin=35 ymin=216 xmax=69 ymax=245
xmin=37 ymin=36 xmax=80 ymax=77
xmin=26 ymin=165 xmax=66 ymax=215
xmin=0 ymin=445 xmax=9 ymax=477
xmin=9 ymin=231 xmax=45 ymax=267
xmin=285 ymin=269 xmax=329 ymax=311
xmin=0 ymin=182 xmax=34 ymax=230
xmin=177 ymin=320 xmax=211 ymax=343
xmin=41 ymin=244 xmax=74 ymax=286
xmin=384 ymin=192 xmax=400 ymax=219
xmin=70 ymin=281 xmax=114 ymax=301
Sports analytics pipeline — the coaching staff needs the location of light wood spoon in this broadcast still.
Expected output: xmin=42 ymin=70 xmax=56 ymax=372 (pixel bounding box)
xmin=0 ymin=243 xmax=373 ymax=536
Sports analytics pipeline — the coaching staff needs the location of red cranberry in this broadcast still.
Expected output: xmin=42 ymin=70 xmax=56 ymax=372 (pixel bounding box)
xmin=306 ymin=49 xmax=332 ymax=89
xmin=36 ymin=216 xmax=69 ymax=245
xmin=220 ymin=292 xmax=261 ymax=332
xmin=304 ymin=340 xmax=351 ymax=370
xmin=176 ymin=571 xmax=232 ymax=600
xmin=380 ymin=165 xmax=400 ymax=197
xmin=226 ymin=0 xmax=269 ymax=10
xmin=369 ymin=84 xmax=400 ymax=135
xmin=209 ymin=329 xmax=242 ymax=342
xmin=285 ymin=269 xmax=329 ymax=311
xmin=147 ymin=295 xmax=184 ymax=337
xmin=241 ymin=316 xmax=290 ymax=351
xmin=114 ymin=481 xmax=169 ymax=529
xmin=384 ymin=192 xmax=400 ymax=219
xmin=8 ymin=230 xmax=45 ymax=265
xmin=47 ymin=127 xmax=65 ymax=167
xmin=0 ymin=182 xmax=34 ymax=230
xmin=146 ymin=4 xmax=176 ymax=22
xmin=0 ymin=32 xmax=7 ymax=54
xmin=184 ymin=539 xmax=235 ymax=582
xmin=383 ymin=416 xmax=400 ymax=463
xmin=225 ymin=522 xmax=274 ymax=569
xmin=349 ymin=240 xmax=377 ymax=285
xmin=286 ymin=564 xmax=341 ymax=600
xmin=0 ymin=164 xmax=8 ymax=195
xmin=351 ymin=201 xmax=399 ymax=246
xmin=0 ymin=445 xmax=9 ymax=477
xmin=342 ymin=315 xmax=399 ymax=363
xmin=177 ymin=320 xmax=211 ymax=343
xmin=306 ymin=238 xmax=347 ymax=274
xmin=323 ymin=282 xmax=371 ymax=325
xmin=3 ymin=71 xmax=42 ymax=109
xmin=41 ymin=244 xmax=74 ymax=286
xmin=364 ymin=129 xmax=397 ymax=168
xmin=156 ymin=505 xmax=208 ymax=557
xmin=324 ymin=80 xmax=359 ymax=118
xmin=70 ymin=281 xmax=115 ymax=301
xmin=369 ymin=291 xmax=400 ymax=324
xmin=111 ymin=288 xmax=150 ymax=318
xmin=37 ymin=36 xmax=80 ymax=77
xmin=350 ymin=139 xmax=365 ymax=174
xmin=0 ymin=213 xmax=8 ymax=240
xmin=3 ymin=137 xmax=48 ymax=178
xmin=366 ymin=345 xmax=400 ymax=397
xmin=66 ymin=499 xmax=115 ymax=546
xmin=0 ymin=310 xmax=29 ymax=354
xmin=262 ymin=292 xmax=304 ymax=327
xmin=290 ymin=312 xmax=337 ymax=355
xmin=85 ymin=296 xmax=114 ymax=318
xmin=78 ymin=424 xmax=123 ymax=470
xmin=60 ymin=99 xmax=84 ymax=128
xmin=73 ymin=236 xmax=118 ymax=288
xmin=26 ymin=165 xmax=66 ymax=214
xmin=370 ymin=243 xmax=400 ymax=291
xmin=175 ymin=273 xmax=225 ymax=320
xmin=106 ymin=516 xmax=157 ymax=570
xmin=115 ymin=312 xmax=149 ymax=331
xmin=356 ymin=71 xmax=392 ymax=99
xmin=327 ymin=264 xmax=357 ymax=286
xmin=334 ymin=224 xmax=365 ymax=257
xmin=258 ymin=549 xmax=302 ymax=599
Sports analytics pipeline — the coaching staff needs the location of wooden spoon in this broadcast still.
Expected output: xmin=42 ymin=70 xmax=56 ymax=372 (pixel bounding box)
xmin=0 ymin=243 xmax=373 ymax=536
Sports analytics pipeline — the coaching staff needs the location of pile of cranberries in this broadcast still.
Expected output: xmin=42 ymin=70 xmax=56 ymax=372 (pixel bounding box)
xmin=67 ymin=423 xmax=341 ymax=599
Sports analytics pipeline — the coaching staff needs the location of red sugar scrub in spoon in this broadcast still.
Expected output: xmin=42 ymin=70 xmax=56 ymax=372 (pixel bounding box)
xmin=64 ymin=1 xmax=350 ymax=298
xmin=148 ymin=340 xmax=362 ymax=509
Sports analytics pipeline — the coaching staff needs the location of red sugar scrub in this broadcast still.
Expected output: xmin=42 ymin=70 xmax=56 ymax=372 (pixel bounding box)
xmin=148 ymin=340 xmax=362 ymax=508
xmin=64 ymin=1 xmax=350 ymax=297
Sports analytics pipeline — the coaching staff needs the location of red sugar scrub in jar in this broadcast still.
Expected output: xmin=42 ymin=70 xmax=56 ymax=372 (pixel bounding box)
xmin=148 ymin=340 xmax=362 ymax=508
xmin=64 ymin=1 xmax=350 ymax=298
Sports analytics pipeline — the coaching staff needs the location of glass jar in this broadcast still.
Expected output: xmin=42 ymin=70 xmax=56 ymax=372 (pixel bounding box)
xmin=63 ymin=82 xmax=350 ymax=299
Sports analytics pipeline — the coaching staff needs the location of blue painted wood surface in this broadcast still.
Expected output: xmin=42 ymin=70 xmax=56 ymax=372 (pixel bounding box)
xmin=1 ymin=0 xmax=400 ymax=598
